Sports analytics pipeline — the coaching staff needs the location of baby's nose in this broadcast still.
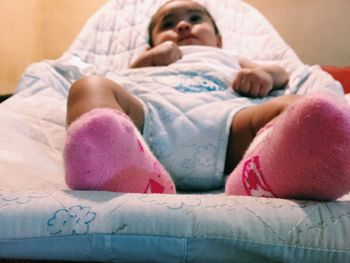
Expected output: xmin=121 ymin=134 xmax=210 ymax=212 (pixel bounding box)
xmin=177 ymin=20 xmax=191 ymax=32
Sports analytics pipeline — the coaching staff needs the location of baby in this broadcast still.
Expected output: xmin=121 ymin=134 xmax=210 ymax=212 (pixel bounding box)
xmin=64 ymin=0 xmax=350 ymax=200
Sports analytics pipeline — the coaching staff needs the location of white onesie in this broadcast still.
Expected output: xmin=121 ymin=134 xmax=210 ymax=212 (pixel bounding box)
xmin=107 ymin=46 xmax=266 ymax=190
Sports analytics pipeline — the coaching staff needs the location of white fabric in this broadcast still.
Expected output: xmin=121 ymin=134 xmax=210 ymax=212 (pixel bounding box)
xmin=1 ymin=0 xmax=350 ymax=262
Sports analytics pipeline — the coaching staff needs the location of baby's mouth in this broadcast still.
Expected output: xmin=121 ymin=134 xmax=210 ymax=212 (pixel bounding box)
xmin=177 ymin=35 xmax=197 ymax=44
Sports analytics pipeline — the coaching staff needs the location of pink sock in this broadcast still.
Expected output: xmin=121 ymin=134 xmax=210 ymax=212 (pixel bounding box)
xmin=64 ymin=108 xmax=176 ymax=194
xmin=225 ymin=95 xmax=350 ymax=201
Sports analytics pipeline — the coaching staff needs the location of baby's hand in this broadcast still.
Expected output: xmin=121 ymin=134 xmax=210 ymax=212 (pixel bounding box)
xmin=232 ymin=68 xmax=273 ymax=98
xmin=148 ymin=41 xmax=183 ymax=66
xmin=130 ymin=41 xmax=182 ymax=68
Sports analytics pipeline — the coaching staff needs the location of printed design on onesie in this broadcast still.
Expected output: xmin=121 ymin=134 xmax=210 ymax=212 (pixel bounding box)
xmin=183 ymin=159 xmax=196 ymax=172
xmin=151 ymin=139 xmax=171 ymax=160
xmin=151 ymin=71 xmax=227 ymax=93
xmin=194 ymin=144 xmax=217 ymax=167
xmin=241 ymin=156 xmax=276 ymax=198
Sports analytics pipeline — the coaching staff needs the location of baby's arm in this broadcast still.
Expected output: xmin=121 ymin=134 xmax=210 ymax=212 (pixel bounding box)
xmin=129 ymin=41 xmax=182 ymax=68
xmin=232 ymin=57 xmax=289 ymax=98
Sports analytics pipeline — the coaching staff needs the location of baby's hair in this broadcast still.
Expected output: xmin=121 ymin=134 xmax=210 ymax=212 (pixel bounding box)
xmin=147 ymin=0 xmax=221 ymax=47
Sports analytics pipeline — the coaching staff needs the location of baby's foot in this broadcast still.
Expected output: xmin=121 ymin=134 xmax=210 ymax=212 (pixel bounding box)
xmin=225 ymin=95 xmax=350 ymax=201
xmin=64 ymin=108 xmax=176 ymax=194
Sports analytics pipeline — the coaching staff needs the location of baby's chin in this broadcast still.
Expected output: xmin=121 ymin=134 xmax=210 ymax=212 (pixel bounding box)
xmin=177 ymin=39 xmax=219 ymax=48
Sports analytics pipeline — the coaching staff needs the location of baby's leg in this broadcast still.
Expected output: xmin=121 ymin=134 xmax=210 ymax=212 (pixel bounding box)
xmin=225 ymin=95 xmax=300 ymax=174
xmin=64 ymin=76 xmax=176 ymax=194
xmin=225 ymin=94 xmax=350 ymax=201
xmin=66 ymin=76 xmax=144 ymax=129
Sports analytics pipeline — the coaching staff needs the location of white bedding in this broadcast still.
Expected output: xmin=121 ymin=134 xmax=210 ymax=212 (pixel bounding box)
xmin=1 ymin=0 xmax=350 ymax=262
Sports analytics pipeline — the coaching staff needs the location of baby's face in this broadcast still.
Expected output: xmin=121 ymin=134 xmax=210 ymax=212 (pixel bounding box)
xmin=151 ymin=0 xmax=222 ymax=47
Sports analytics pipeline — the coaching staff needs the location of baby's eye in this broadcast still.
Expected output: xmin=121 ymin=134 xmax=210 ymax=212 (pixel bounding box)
xmin=160 ymin=20 xmax=175 ymax=30
xmin=189 ymin=14 xmax=202 ymax=23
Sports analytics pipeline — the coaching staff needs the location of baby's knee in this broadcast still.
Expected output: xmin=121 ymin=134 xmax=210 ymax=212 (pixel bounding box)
xmin=272 ymin=94 xmax=301 ymax=111
xmin=70 ymin=76 xmax=96 ymax=91
xmin=70 ymin=76 xmax=113 ymax=94
xmin=69 ymin=76 xmax=126 ymax=104
xmin=69 ymin=76 xmax=96 ymax=100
